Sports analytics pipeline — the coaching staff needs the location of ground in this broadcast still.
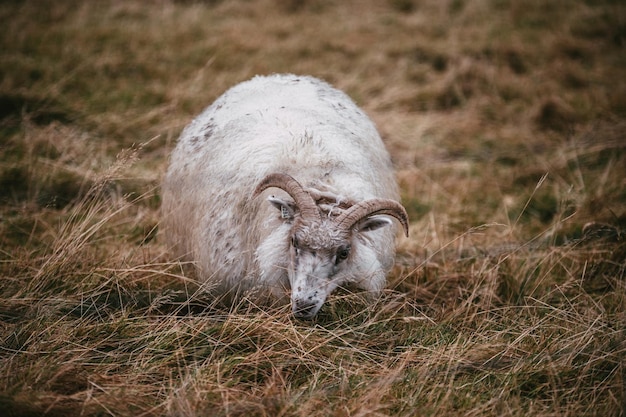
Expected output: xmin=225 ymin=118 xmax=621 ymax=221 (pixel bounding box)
xmin=0 ymin=0 xmax=624 ymax=416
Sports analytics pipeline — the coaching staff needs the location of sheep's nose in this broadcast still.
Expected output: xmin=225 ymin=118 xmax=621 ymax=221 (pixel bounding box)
xmin=292 ymin=299 xmax=317 ymax=320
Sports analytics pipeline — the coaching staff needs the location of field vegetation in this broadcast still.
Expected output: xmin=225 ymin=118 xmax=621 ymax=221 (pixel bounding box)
xmin=1 ymin=0 xmax=624 ymax=415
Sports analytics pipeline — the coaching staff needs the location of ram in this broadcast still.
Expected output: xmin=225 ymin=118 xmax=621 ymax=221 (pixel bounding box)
xmin=161 ymin=74 xmax=408 ymax=319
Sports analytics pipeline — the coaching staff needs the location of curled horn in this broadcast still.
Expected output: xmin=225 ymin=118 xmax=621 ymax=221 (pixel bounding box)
xmin=253 ymin=173 xmax=319 ymax=219
xmin=335 ymin=199 xmax=410 ymax=237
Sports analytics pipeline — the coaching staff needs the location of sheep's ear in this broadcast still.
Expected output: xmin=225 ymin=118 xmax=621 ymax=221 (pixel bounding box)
xmin=357 ymin=215 xmax=393 ymax=233
xmin=267 ymin=196 xmax=296 ymax=220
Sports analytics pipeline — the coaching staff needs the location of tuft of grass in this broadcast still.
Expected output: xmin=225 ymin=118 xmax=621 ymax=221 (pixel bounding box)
xmin=1 ymin=0 xmax=625 ymax=416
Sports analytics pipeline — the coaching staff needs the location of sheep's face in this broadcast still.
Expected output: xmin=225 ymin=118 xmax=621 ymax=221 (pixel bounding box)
xmin=288 ymin=222 xmax=352 ymax=319
xmin=264 ymin=187 xmax=402 ymax=320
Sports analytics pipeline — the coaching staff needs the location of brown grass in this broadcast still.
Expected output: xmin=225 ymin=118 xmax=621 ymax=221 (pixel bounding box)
xmin=1 ymin=0 xmax=625 ymax=416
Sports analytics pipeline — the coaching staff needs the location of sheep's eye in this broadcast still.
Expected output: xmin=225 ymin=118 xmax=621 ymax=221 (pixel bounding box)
xmin=336 ymin=246 xmax=350 ymax=264
xmin=291 ymin=236 xmax=299 ymax=249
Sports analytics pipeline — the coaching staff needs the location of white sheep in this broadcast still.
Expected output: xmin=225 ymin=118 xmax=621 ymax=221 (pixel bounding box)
xmin=161 ymin=74 xmax=408 ymax=319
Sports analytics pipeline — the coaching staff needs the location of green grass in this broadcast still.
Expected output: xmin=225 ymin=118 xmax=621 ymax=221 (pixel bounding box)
xmin=1 ymin=0 xmax=625 ymax=415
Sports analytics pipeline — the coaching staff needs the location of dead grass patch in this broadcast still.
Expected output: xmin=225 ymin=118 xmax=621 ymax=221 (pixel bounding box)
xmin=1 ymin=0 xmax=624 ymax=415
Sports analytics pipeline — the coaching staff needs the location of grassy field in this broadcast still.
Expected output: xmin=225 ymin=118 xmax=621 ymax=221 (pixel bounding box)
xmin=1 ymin=0 xmax=625 ymax=415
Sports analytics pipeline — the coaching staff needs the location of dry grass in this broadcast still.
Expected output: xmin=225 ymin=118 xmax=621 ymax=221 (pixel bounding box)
xmin=1 ymin=0 xmax=625 ymax=416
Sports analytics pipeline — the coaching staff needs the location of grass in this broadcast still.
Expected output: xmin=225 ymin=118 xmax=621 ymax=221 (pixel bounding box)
xmin=1 ymin=0 xmax=625 ymax=415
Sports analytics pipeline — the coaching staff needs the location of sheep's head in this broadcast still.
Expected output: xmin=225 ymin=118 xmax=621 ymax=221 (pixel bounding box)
xmin=254 ymin=173 xmax=409 ymax=319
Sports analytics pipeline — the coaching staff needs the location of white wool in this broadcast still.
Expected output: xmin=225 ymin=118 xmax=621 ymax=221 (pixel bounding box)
xmin=161 ymin=74 xmax=403 ymax=314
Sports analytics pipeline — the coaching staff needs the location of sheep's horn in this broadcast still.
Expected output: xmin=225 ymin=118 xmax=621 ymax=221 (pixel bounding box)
xmin=335 ymin=199 xmax=409 ymax=237
xmin=254 ymin=173 xmax=319 ymax=219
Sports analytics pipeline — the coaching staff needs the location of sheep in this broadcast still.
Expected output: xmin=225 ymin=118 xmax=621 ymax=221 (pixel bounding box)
xmin=161 ymin=74 xmax=409 ymax=319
